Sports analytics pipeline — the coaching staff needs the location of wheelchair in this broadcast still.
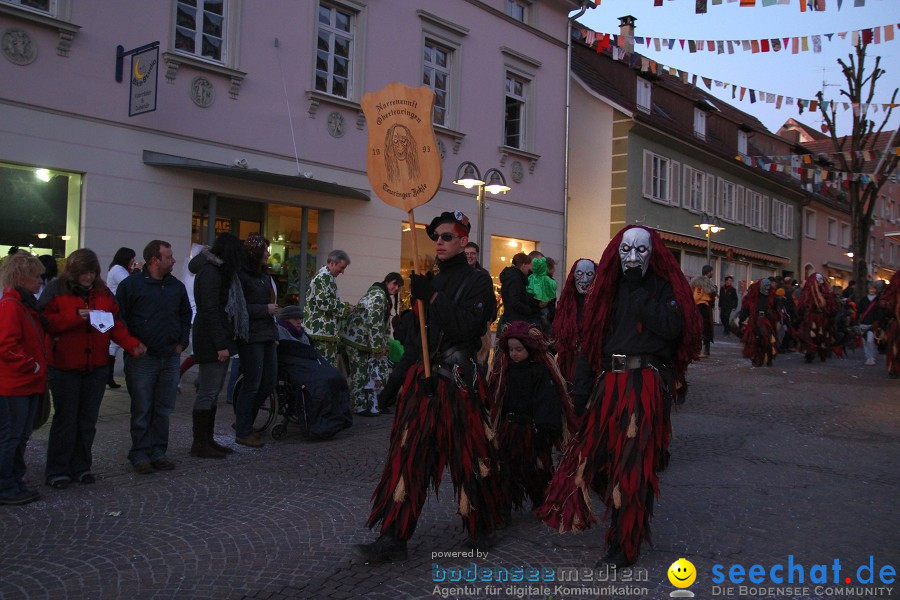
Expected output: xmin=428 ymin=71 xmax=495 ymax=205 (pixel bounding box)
xmin=230 ymin=366 xmax=309 ymax=440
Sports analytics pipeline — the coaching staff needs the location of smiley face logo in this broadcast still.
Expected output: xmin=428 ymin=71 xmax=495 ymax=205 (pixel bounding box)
xmin=668 ymin=558 xmax=697 ymax=588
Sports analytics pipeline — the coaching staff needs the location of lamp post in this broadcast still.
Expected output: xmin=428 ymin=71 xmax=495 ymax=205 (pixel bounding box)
xmin=452 ymin=161 xmax=510 ymax=253
xmin=694 ymin=214 xmax=724 ymax=264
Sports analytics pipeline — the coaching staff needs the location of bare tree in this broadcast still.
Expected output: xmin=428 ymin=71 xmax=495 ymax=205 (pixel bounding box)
xmin=815 ymin=42 xmax=898 ymax=292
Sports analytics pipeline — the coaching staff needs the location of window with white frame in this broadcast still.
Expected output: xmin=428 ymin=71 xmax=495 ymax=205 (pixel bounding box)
xmin=826 ymin=218 xmax=837 ymax=245
xmin=717 ymin=179 xmax=740 ymax=222
xmin=745 ymin=190 xmax=766 ymax=230
xmin=504 ymin=73 xmax=527 ymax=149
xmin=737 ymin=130 xmax=748 ymax=156
xmin=505 ymin=0 xmax=528 ymax=22
xmin=175 ymin=0 xmax=227 ymax=63
xmin=316 ymin=2 xmax=355 ymax=98
xmin=636 ymin=78 xmax=651 ymax=113
xmin=423 ymin=41 xmax=451 ymax=127
xmin=693 ymin=108 xmax=707 ymax=140
xmin=643 ymin=150 xmax=679 ymax=205
xmin=1 ymin=0 xmax=63 ymax=16
xmin=682 ymin=165 xmax=712 ymax=213
xmin=840 ymin=222 xmax=850 ymax=249
xmin=803 ymin=208 xmax=816 ymax=238
xmin=771 ymin=199 xmax=793 ymax=239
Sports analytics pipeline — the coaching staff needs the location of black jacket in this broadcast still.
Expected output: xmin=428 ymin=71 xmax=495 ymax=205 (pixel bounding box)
xmin=189 ymin=250 xmax=238 ymax=364
xmin=237 ymin=267 xmax=276 ymax=344
xmin=719 ymin=285 xmax=739 ymax=316
xmin=115 ymin=268 xmax=192 ymax=356
xmin=504 ymin=360 xmax=562 ymax=436
xmin=499 ymin=265 xmax=541 ymax=325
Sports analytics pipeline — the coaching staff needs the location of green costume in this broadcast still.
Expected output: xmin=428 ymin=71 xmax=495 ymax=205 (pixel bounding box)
xmin=340 ymin=282 xmax=391 ymax=413
xmin=526 ymin=257 xmax=557 ymax=302
xmin=304 ymin=266 xmax=349 ymax=368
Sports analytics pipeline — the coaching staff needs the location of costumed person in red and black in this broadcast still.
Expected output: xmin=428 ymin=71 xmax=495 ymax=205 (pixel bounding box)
xmin=488 ymin=321 xmax=569 ymax=515
xmin=354 ymin=210 xmax=504 ymax=563
xmin=536 ymin=225 xmax=701 ymax=568
xmin=737 ymin=278 xmax=778 ymax=367
xmin=879 ymin=271 xmax=900 ymax=379
xmin=797 ymin=272 xmax=839 ymax=363
xmin=553 ymin=258 xmax=595 ymax=418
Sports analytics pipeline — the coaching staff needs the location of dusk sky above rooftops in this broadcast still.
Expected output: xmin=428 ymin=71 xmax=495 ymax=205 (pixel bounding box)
xmin=577 ymin=0 xmax=898 ymax=140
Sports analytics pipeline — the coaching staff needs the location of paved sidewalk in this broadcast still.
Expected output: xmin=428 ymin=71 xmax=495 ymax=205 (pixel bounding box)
xmin=1 ymin=341 xmax=898 ymax=600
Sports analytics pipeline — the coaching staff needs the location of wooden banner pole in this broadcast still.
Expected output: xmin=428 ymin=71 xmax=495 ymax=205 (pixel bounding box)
xmin=407 ymin=209 xmax=431 ymax=378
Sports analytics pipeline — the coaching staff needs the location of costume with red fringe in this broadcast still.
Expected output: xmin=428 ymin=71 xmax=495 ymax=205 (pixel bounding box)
xmin=364 ymin=251 xmax=504 ymax=541
xmin=738 ymin=281 xmax=778 ymax=367
xmin=553 ymin=259 xmax=595 ymax=384
xmin=536 ymin=226 xmax=701 ymax=565
xmin=488 ymin=321 xmax=575 ymax=511
xmin=879 ymin=271 xmax=900 ymax=378
xmin=798 ymin=273 xmax=839 ymax=362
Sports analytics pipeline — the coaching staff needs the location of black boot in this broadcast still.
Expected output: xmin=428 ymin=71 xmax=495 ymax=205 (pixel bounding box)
xmin=191 ymin=410 xmax=226 ymax=459
xmin=107 ymin=356 xmax=121 ymax=389
xmin=353 ymin=534 xmax=408 ymax=563
xmin=207 ymin=405 xmax=234 ymax=454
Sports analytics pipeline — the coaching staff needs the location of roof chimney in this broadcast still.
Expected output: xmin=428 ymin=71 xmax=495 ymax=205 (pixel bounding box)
xmin=618 ymin=15 xmax=637 ymax=54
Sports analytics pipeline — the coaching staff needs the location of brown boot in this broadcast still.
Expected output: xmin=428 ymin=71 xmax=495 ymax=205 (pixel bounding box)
xmin=207 ymin=406 xmax=233 ymax=454
xmin=190 ymin=410 xmax=226 ymax=459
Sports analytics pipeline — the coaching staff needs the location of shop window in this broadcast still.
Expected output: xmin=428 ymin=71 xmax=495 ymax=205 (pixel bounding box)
xmin=0 ymin=163 xmax=81 ymax=258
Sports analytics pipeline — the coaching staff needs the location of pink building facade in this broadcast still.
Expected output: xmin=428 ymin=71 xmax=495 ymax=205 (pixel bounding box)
xmin=0 ymin=0 xmax=580 ymax=303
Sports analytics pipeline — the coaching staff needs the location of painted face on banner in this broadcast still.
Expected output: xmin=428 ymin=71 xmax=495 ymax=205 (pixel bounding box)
xmin=619 ymin=228 xmax=652 ymax=276
xmin=574 ymin=259 xmax=596 ymax=295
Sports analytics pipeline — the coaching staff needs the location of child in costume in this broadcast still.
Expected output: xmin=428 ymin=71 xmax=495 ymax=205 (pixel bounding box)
xmin=488 ymin=321 xmax=571 ymax=512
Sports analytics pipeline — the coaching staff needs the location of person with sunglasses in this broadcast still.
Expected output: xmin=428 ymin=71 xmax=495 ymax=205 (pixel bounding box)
xmin=354 ymin=210 xmax=503 ymax=563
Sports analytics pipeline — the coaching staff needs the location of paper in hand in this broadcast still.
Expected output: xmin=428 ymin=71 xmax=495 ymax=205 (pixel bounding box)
xmin=89 ymin=310 xmax=114 ymax=333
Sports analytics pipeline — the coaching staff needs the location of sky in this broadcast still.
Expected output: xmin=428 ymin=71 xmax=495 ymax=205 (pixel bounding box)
xmin=576 ymin=0 xmax=899 ymax=138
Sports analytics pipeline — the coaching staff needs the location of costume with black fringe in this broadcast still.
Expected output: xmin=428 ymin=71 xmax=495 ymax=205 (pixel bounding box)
xmin=553 ymin=259 xmax=594 ymax=386
xmin=880 ymin=271 xmax=900 ymax=378
xmin=798 ymin=273 xmax=839 ymax=362
xmin=488 ymin=321 xmax=574 ymax=512
xmin=738 ymin=281 xmax=779 ymax=367
xmin=364 ymin=251 xmax=503 ymax=540
xmin=536 ymin=226 xmax=701 ymax=566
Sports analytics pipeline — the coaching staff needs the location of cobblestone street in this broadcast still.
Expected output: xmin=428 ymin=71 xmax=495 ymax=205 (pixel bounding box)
xmin=2 ymin=339 xmax=898 ymax=600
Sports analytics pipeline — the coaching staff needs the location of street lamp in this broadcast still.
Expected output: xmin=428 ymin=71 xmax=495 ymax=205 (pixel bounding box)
xmin=453 ymin=161 xmax=510 ymax=252
xmin=693 ymin=214 xmax=724 ymax=264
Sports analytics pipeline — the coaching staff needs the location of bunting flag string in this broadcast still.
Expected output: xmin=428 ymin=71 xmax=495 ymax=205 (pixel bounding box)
xmin=597 ymin=0 xmax=873 ymax=11
xmin=584 ymin=34 xmax=900 ymax=115
xmin=578 ymin=23 xmax=898 ymax=57
xmin=734 ymin=153 xmax=889 ymax=184
xmin=740 ymin=147 xmax=900 ymax=163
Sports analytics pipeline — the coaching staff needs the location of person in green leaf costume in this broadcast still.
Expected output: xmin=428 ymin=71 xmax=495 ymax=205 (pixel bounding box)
xmin=303 ymin=250 xmax=350 ymax=368
xmin=341 ymin=273 xmax=404 ymax=415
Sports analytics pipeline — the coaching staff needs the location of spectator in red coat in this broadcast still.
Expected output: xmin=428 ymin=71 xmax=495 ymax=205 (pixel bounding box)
xmin=0 ymin=252 xmax=48 ymax=506
xmin=37 ymin=249 xmax=146 ymax=489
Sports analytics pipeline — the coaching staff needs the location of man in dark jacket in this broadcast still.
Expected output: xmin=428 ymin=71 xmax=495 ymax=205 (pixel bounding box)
xmin=718 ymin=275 xmax=739 ymax=337
xmin=116 ymin=240 xmax=192 ymax=474
xmin=355 ymin=210 xmax=504 ymax=563
xmin=498 ymin=253 xmax=542 ymax=332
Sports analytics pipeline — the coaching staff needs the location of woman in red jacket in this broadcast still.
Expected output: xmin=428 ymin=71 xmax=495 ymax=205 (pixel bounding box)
xmin=0 ymin=252 xmax=48 ymax=506
xmin=38 ymin=249 xmax=145 ymax=489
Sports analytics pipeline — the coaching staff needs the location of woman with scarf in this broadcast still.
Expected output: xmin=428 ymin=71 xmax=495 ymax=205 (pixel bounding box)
xmin=187 ymin=233 xmax=245 ymax=458
xmin=0 ymin=252 xmax=48 ymax=505
xmin=340 ymin=273 xmax=403 ymax=415
xmin=488 ymin=321 xmax=569 ymax=514
xmin=233 ymin=235 xmax=278 ymax=448
xmin=797 ymin=272 xmax=838 ymax=363
xmin=38 ymin=249 xmax=146 ymax=488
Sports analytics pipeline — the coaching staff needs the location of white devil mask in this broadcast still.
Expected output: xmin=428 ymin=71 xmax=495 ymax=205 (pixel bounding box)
xmin=574 ymin=259 xmax=596 ymax=295
xmin=619 ymin=228 xmax=652 ymax=276
xmin=759 ymin=279 xmax=772 ymax=295
xmin=815 ymin=273 xmax=825 ymax=285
